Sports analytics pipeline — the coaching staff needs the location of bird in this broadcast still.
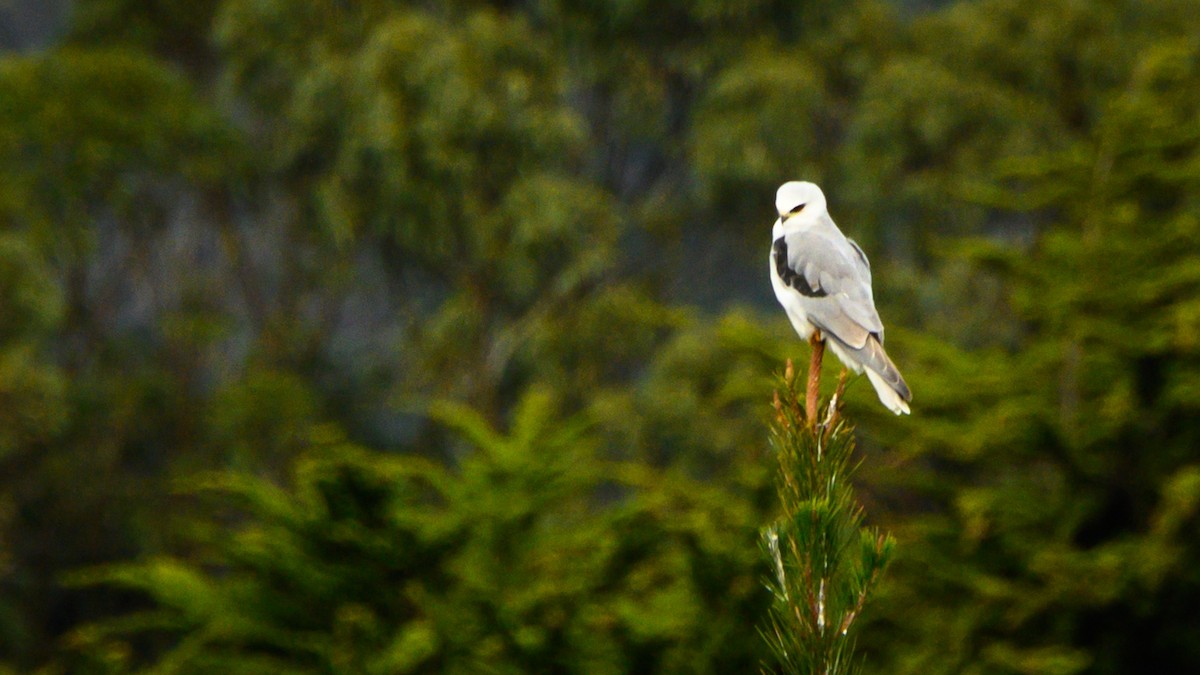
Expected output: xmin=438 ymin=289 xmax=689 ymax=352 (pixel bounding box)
xmin=768 ymin=180 xmax=912 ymax=415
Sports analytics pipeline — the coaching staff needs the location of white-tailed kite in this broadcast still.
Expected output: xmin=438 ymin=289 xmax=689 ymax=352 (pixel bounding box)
xmin=769 ymin=181 xmax=912 ymax=415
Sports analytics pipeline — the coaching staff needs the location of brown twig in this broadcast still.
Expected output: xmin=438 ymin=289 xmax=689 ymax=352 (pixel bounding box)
xmin=834 ymin=368 xmax=848 ymax=405
xmin=825 ymin=369 xmax=849 ymax=433
xmin=806 ymin=331 xmax=824 ymax=427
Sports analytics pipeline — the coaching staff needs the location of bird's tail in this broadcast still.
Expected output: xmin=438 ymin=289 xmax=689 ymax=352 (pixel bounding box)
xmin=825 ymin=332 xmax=912 ymax=415
xmin=861 ymin=337 xmax=911 ymax=415
xmin=865 ymin=368 xmax=911 ymax=415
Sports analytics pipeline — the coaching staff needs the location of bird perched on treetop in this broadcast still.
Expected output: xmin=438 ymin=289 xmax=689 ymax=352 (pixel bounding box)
xmin=769 ymin=181 xmax=912 ymax=415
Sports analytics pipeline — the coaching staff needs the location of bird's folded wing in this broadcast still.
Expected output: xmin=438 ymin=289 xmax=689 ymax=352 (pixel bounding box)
xmin=776 ymin=228 xmax=885 ymax=349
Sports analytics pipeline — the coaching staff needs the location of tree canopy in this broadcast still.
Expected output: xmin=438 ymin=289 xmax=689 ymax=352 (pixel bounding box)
xmin=3 ymin=0 xmax=1200 ymax=672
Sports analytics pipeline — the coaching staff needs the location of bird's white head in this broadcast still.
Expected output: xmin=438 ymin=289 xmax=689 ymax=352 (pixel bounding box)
xmin=775 ymin=181 xmax=827 ymax=223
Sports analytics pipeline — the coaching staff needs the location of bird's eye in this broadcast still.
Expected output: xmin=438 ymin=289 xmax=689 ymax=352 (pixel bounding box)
xmin=789 ymin=203 xmax=807 ymax=215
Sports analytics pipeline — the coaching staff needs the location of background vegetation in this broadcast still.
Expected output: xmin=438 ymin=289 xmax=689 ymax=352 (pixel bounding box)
xmin=2 ymin=0 xmax=1200 ymax=672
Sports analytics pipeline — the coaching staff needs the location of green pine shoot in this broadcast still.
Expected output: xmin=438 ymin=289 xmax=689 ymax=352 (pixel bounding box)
xmin=762 ymin=350 xmax=895 ymax=674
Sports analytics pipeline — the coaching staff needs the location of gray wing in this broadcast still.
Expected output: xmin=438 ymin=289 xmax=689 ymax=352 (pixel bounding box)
xmin=771 ymin=225 xmax=884 ymax=349
xmin=847 ymin=238 xmax=871 ymax=279
xmin=845 ymin=237 xmax=882 ymax=342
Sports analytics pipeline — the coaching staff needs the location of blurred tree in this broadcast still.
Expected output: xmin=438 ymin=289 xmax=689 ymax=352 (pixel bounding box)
xmin=0 ymin=46 xmax=238 ymax=667
xmin=67 ymin=390 xmax=769 ymax=673
xmin=68 ymin=0 xmax=222 ymax=75
xmin=849 ymin=3 xmax=1200 ymax=672
xmin=0 ymin=231 xmax=67 ymax=662
xmin=1 ymin=0 xmax=1199 ymax=672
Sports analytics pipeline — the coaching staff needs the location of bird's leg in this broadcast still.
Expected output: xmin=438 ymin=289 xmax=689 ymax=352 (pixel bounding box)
xmin=806 ymin=331 xmax=824 ymax=427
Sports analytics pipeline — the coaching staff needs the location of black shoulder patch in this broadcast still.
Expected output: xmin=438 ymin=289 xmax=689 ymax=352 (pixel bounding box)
xmin=773 ymin=238 xmax=828 ymax=298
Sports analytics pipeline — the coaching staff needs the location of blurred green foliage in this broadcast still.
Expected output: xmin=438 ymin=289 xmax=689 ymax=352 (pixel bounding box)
xmin=64 ymin=390 xmax=764 ymax=672
xmin=1 ymin=0 xmax=1199 ymax=672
